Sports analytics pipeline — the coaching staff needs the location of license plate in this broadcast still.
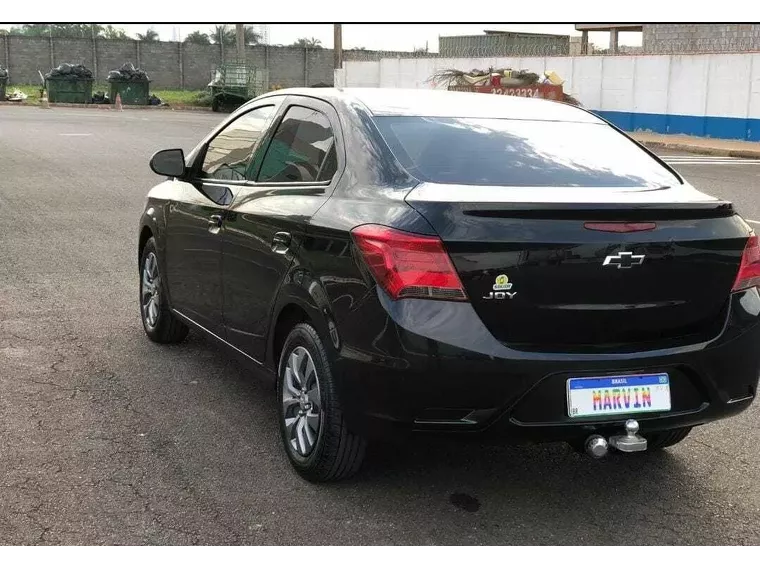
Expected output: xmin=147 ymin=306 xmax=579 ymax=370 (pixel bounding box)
xmin=567 ymin=373 xmax=671 ymax=418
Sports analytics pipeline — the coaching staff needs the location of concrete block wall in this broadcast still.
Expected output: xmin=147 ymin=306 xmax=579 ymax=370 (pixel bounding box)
xmin=183 ymin=42 xmax=221 ymax=89
xmin=139 ymin=41 xmax=181 ymax=89
xmin=95 ymin=40 xmax=137 ymax=81
xmin=5 ymin=36 xmax=50 ymax=84
xmin=338 ymin=52 xmax=760 ymax=141
xmin=643 ymin=24 xmax=760 ymax=53
xmin=0 ymin=35 xmax=368 ymax=89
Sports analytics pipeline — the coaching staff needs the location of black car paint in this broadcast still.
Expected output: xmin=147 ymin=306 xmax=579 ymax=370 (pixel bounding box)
xmin=139 ymin=88 xmax=760 ymax=443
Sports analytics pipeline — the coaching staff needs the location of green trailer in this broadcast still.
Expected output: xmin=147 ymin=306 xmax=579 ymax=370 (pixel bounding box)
xmin=208 ymin=63 xmax=264 ymax=112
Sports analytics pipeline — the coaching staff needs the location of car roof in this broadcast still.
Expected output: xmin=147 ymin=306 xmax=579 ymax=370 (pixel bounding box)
xmin=264 ymin=87 xmax=602 ymax=123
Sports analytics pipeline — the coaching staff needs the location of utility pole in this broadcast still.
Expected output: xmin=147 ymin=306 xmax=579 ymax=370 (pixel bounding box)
xmin=236 ymin=24 xmax=245 ymax=63
xmin=333 ymin=24 xmax=343 ymax=69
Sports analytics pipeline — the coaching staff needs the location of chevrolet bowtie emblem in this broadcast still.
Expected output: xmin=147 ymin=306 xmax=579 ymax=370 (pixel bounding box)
xmin=603 ymin=251 xmax=645 ymax=269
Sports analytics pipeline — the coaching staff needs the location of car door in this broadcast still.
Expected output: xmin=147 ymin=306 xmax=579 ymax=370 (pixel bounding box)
xmin=163 ymin=103 xmax=279 ymax=336
xmin=221 ymin=96 xmax=343 ymax=362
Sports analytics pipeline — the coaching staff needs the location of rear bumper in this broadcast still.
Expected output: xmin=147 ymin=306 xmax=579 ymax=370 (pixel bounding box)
xmin=332 ymin=288 xmax=760 ymax=442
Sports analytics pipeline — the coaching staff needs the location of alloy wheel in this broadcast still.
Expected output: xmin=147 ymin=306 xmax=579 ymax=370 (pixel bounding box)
xmin=141 ymin=252 xmax=160 ymax=329
xmin=282 ymin=346 xmax=322 ymax=457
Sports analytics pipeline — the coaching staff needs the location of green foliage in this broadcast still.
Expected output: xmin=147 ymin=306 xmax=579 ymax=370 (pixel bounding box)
xmin=184 ymin=31 xmax=211 ymax=45
xmin=291 ymin=37 xmax=322 ymax=49
xmin=210 ymin=25 xmax=261 ymax=46
xmin=136 ymin=28 xmax=160 ymax=42
xmin=7 ymin=24 xmax=129 ymax=39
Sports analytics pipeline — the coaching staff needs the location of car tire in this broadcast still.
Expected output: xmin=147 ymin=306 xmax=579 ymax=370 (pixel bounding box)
xmin=646 ymin=426 xmax=692 ymax=450
xmin=277 ymin=323 xmax=367 ymax=482
xmin=139 ymin=237 xmax=189 ymax=344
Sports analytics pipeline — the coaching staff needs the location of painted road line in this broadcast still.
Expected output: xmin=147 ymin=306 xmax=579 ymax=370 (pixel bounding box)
xmin=665 ymin=160 xmax=760 ymax=165
xmin=663 ymin=158 xmax=760 ymax=162
xmin=660 ymin=155 xmax=749 ymax=159
xmin=59 ymin=133 xmax=93 ymax=136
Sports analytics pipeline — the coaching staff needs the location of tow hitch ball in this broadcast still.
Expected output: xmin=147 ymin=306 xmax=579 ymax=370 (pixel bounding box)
xmin=585 ymin=419 xmax=648 ymax=458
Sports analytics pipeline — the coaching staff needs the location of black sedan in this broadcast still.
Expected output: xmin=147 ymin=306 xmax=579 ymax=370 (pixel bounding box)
xmin=139 ymin=88 xmax=760 ymax=481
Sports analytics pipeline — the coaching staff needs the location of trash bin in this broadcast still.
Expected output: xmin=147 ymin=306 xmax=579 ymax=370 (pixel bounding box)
xmin=44 ymin=63 xmax=95 ymax=104
xmin=107 ymin=63 xmax=150 ymax=106
xmin=108 ymin=79 xmax=150 ymax=105
xmin=46 ymin=77 xmax=94 ymax=104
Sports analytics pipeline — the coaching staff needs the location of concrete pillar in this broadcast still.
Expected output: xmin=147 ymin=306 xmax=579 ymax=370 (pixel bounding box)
xmin=334 ymin=24 xmax=343 ymax=69
xmin=581 ymin=30 xmax=589 ymax=55
xmin=609 ymin=28 xmax=619 ymax=54
xmin=178 ymin=42 xmax=184 ymax=89
xmin=235 ymin=24 xmax=245 ymax=63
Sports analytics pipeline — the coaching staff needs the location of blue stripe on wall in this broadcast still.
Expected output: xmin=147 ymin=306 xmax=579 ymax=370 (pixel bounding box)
xmin=593 ymin=110 xmax=760 ymax=142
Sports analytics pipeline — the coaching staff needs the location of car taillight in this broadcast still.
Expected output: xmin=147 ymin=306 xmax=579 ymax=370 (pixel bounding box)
xmin=351 ymin=224 xmax=467 ymax=301
xmin=732 ymin=234 xmax=760 ymax=292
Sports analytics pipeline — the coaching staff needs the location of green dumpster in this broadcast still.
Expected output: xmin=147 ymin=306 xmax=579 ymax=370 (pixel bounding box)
xmin=0 ymin=77 xmax=7 ymax=101
xmin=46 ymin=78 xmax=93 ymax=104
xmin=108 ymin=80 xmax=150 ymax=105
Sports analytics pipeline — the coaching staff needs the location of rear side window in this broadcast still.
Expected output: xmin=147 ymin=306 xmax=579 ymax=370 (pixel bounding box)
xmin=374 ymin=116 xmax=680 ymax=188
xmin=201 ymin=105 xmax=275 ymax=180
xmin=257 ymin=106 xmax=337 ymax=183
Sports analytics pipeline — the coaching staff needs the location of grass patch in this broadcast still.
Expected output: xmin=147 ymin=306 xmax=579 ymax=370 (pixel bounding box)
xmin=152 ymin=89 xmax=210 ymax=106
xmin=3 ymin=84 xmax=44 ymax=104
xmin=4 ymin=83 xmax=211 ymax=107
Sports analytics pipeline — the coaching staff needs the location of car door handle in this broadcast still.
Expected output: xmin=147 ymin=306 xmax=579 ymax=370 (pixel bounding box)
xmin=271 ymin=232 xmax=291 ymax=254
xmin=208 ymin=214 xmax=223 ymax=235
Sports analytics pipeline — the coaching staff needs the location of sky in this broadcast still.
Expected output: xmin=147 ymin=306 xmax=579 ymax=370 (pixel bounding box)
xmin=109 ymin=24 xmax=641 ymax=52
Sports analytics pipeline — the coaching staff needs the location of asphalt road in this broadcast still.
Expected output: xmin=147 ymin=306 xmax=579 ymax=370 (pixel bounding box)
xmin=1 ymin=106 xmax=760 ymax=545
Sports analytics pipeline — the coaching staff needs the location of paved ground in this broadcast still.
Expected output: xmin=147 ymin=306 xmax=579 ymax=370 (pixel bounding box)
xmin=632 ymin=131 xmax=760 ymax=158
xmin=1 ymin=106 xmax=760 ymax=545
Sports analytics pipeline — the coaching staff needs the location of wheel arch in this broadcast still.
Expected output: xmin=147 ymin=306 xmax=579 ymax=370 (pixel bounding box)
xmin=138 ymin=225 xmax=153 ymax=265
xmin=267 ymin=273 xmax=340 ymax=373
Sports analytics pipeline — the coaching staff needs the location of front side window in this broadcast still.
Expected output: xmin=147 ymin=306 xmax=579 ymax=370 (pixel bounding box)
xmin=201 ymin=105 xmax=275 ymax=181
xmin=375 ymin=116 xmax=681 ymax=188
xmin=257 ymin=106 xmax=337 ymax=183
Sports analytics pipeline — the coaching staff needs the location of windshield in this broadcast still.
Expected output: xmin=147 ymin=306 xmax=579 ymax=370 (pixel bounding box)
xmin=374 ymin=116 xmax=681 ymax=188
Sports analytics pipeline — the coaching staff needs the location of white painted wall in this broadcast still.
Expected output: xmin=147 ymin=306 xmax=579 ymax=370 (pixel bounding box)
xmin=631 ymin=56 xmax=669 ymax=115
xmin=337 ymin=52 xmax=760 ymax=140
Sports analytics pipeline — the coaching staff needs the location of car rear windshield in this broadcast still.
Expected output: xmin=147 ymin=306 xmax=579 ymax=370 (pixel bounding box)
xmin=374 ymin=116 xmax=681 ymax=188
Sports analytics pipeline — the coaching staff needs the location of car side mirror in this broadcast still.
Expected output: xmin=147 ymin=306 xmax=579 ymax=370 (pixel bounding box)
xmin=150 ymin=148 xmax=186 ymax=178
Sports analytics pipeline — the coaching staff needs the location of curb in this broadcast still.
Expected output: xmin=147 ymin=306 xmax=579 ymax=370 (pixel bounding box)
xmin=0 ymin=101 xmax=215 ymax=112
xmin=634 ymin=139 xmax=760 ymax=159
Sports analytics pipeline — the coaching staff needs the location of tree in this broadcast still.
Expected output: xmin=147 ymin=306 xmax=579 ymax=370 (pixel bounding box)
xmin=100 ymin=25 xmax=129 ymax=40
xmin=291 ymin=37 xmax=322 ymax=49
xmin=184 ymin=30 xmax=211 ymax=45
xmin=7 ymin=24 xmax=129 ymax=39
xmin=211 ymin=25 xmax=261 ymax=46
xmin=136 ymin=28 xmax=160 ymax=42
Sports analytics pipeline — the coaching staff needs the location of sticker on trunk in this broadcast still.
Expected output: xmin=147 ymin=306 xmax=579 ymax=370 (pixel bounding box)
xmin=493 ymin=274 xmax=513 ymax=290
xmin=484 ymin=274 xmax=517 ymax=300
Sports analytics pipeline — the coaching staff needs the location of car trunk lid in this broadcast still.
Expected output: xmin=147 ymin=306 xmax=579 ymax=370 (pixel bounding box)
xmin=406 ymin=183 xmax=748 ymax=352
